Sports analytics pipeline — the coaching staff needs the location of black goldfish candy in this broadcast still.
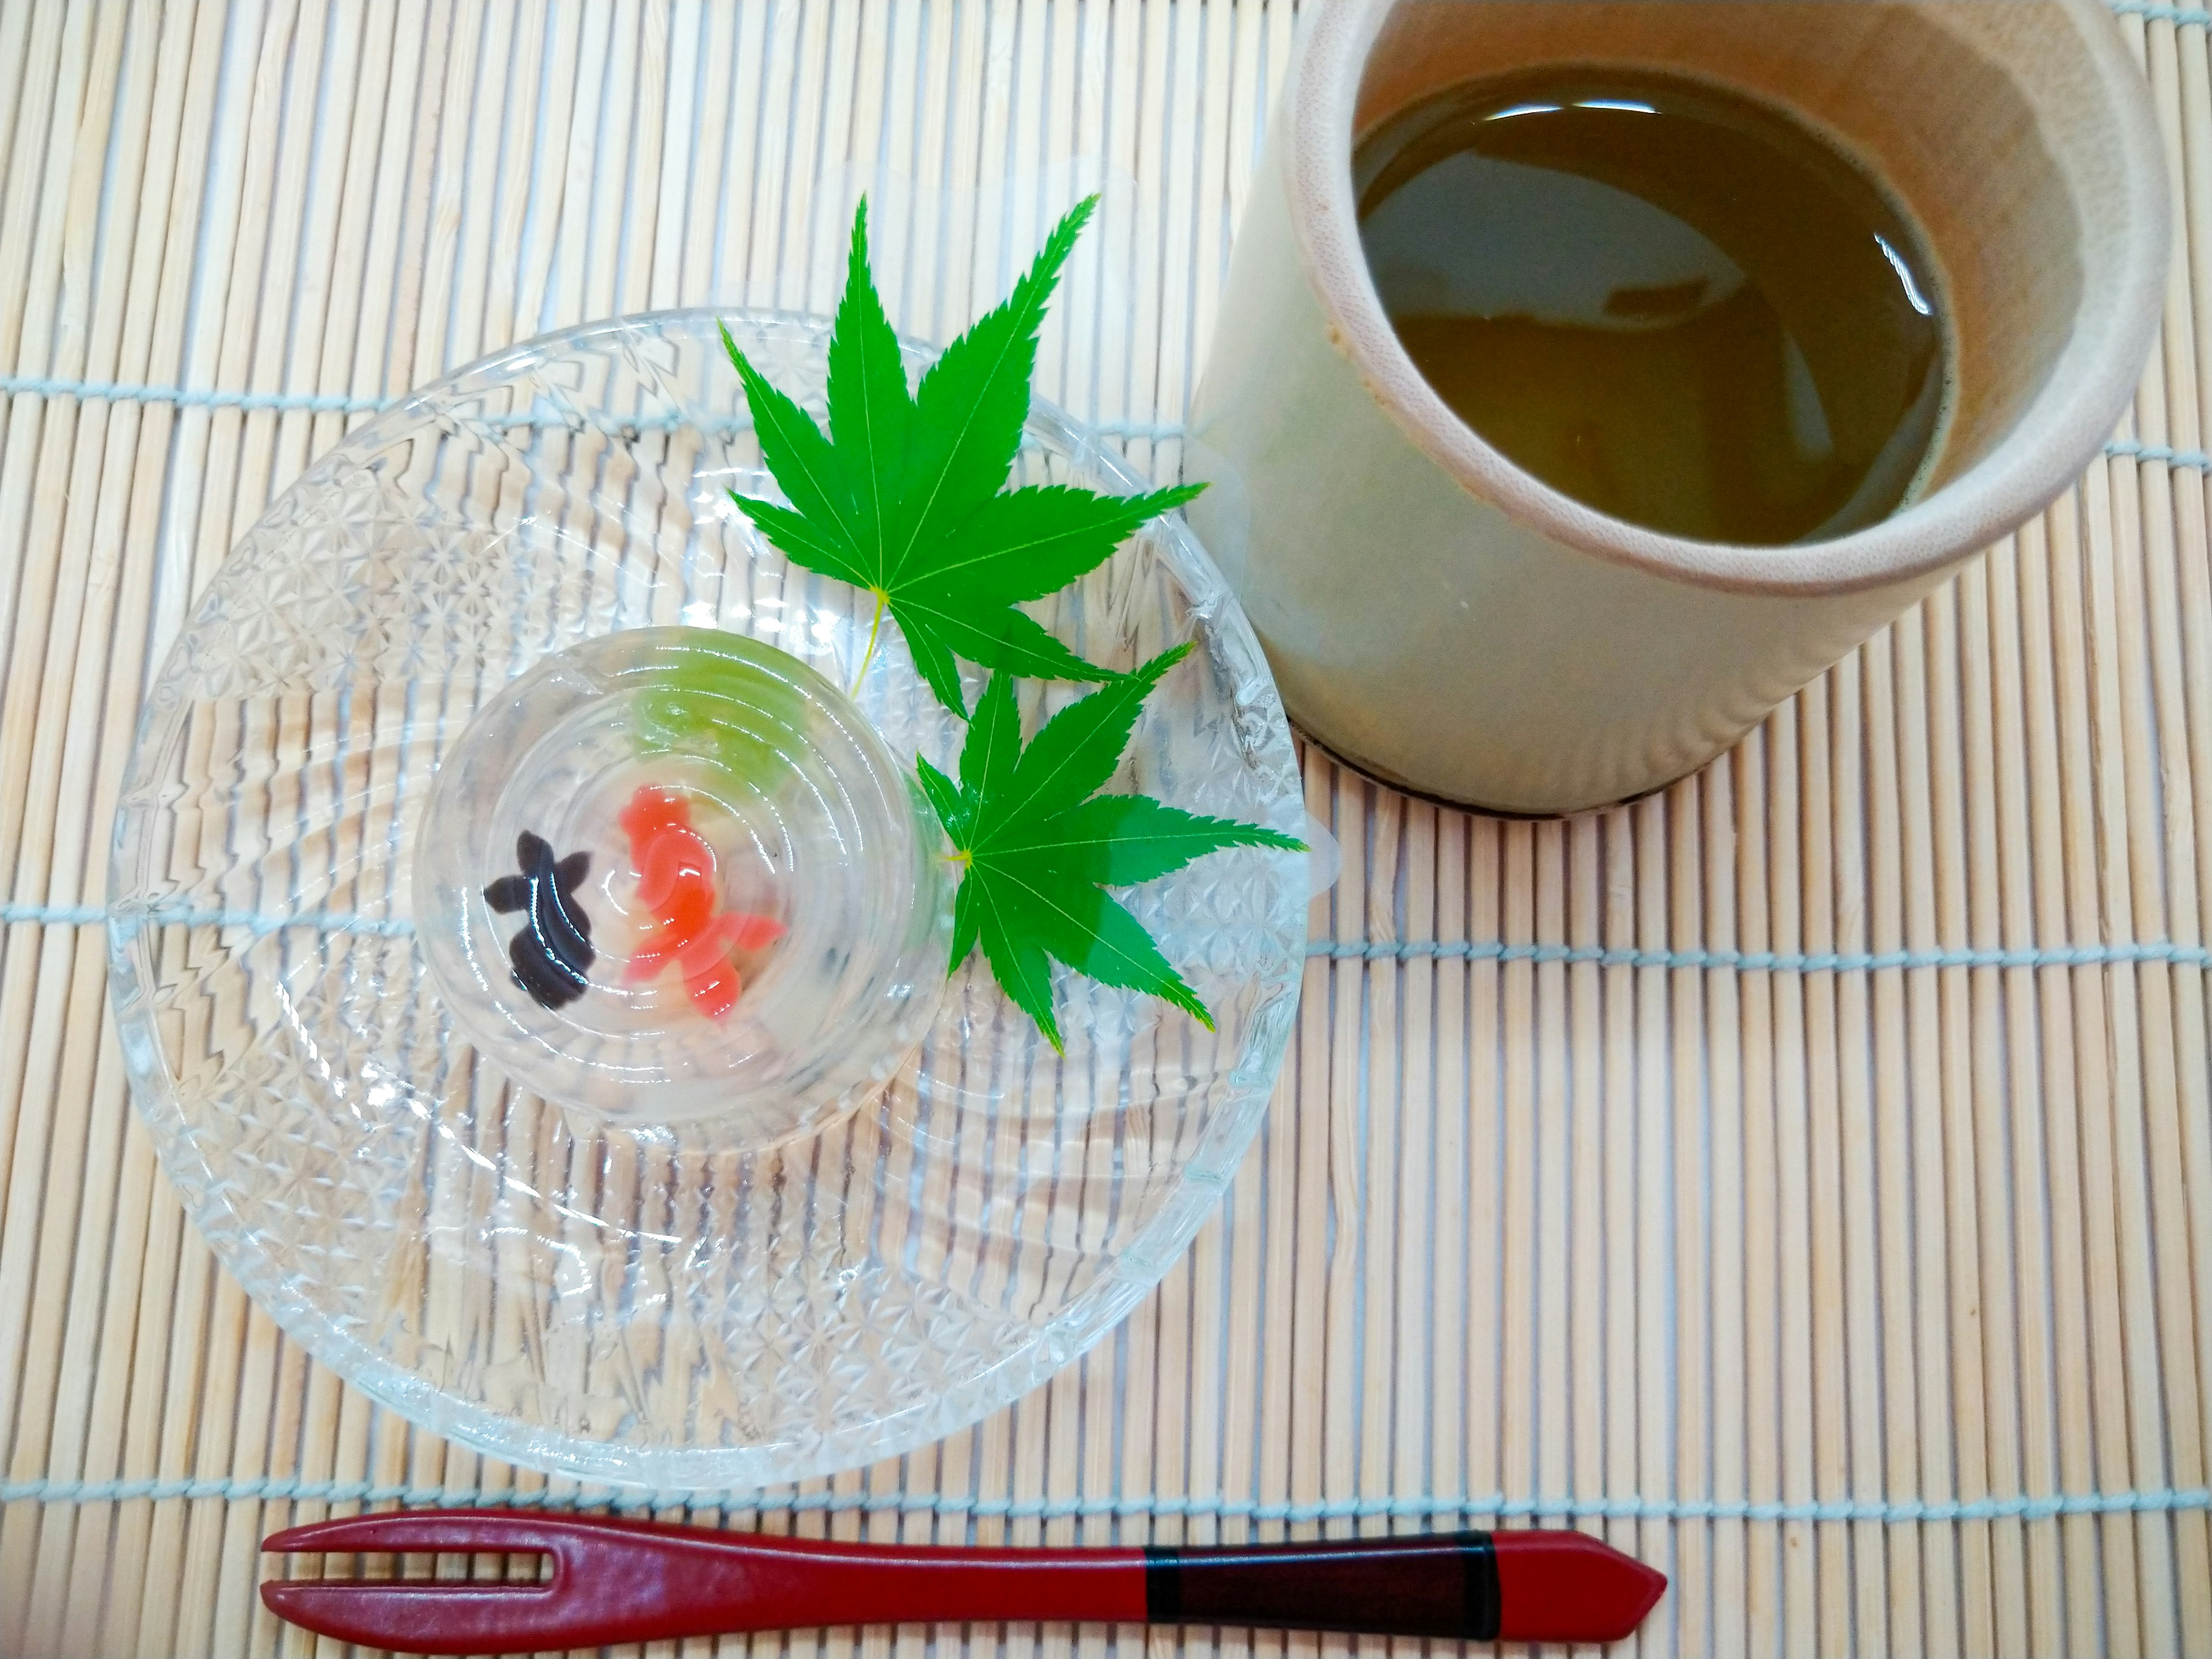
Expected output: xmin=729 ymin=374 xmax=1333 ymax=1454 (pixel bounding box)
xmin=484 ymin=830 xmax=595 ymax=1008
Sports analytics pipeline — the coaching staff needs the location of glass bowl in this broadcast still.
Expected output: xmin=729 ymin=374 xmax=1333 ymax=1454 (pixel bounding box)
xmin=106 ymin=310 xmax=1308 ymax=1488
xmin=412 ymin=626 xmax=950 ymax=1142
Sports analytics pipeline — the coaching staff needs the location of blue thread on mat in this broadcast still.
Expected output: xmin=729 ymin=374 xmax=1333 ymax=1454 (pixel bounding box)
xmin=2 ymin=902 xmax=413 ymax=937
xmin=6 ymin=372 xmax=2210 ymax=473
xmin=0 ymin=373 xmax=387 ymax=414
xmin=2 ymin=1475 xmax=2207 ymax=1524
xmin=7 ymin=900 xmax=2205 ymax=972
xmin=2110 ymin=0 xmax=2212 ymax=19
xmin=2 ymin=902 xmax=108 ymax=926
xmin=1088 ymin=420 xmax=1186 ymax=442
xmin=0 ymin=376 xmax=1194 ymax=449
xmin=2106 ymin=438 xmax=2212 ymax=472
xmin=1313 ymin=937 xmax=2212 ymax=972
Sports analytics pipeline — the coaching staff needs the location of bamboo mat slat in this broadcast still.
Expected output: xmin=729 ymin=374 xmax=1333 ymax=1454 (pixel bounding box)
xmin=2 ymin=2 xmax=2212 ymax=1654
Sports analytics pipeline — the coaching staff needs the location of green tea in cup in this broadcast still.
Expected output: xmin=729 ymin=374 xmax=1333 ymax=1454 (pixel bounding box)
xmin=1354 ymin=68 xmax=1949 ymax=546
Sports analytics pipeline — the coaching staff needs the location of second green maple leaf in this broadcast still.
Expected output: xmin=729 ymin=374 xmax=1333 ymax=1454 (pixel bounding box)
xmin=722 ymin=196 xmax=1202 ymax=715
xmin=916 ymin=645 xmax=1306 ymax=1051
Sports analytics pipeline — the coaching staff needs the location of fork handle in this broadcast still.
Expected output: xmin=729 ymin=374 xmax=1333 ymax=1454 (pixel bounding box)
xmin=1149 ymin=1533 xmax=1495 ymax=1637
xmin=812 ymin=1533 xmax=1505 ymax=1637
xmin=1147 ymin=1532 xmax=1660 ymax=1642
xmin=262 ymin=1514 xmax=1664 ymax=1650
xmin=553 ymin=1531 xmax=1654 ymax=1645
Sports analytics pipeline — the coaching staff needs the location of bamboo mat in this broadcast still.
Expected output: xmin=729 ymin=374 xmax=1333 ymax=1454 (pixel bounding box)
xmin=2 ymin=1 xmax=2211 ymax=1655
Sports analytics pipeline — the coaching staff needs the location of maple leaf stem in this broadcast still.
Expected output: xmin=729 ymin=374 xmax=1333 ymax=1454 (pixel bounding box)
xmin=851 ymin=591 xmax=888 ymax=696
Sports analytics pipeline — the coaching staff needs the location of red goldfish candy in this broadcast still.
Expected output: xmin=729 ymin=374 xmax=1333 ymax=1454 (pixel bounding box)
xmin=619 ymin=785 xmax=784 ymax=1019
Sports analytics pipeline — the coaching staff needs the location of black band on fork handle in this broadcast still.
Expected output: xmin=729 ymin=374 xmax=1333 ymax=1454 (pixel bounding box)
xmin=1142 ymin=1531 xmax=1499 ymax=1641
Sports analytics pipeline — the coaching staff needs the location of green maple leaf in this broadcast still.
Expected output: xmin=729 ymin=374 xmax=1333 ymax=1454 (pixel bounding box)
xmin=915 ymin=645 xmax=1306 ymax=1051
xmin=721 ymin=196 xmax=1203 ymax=714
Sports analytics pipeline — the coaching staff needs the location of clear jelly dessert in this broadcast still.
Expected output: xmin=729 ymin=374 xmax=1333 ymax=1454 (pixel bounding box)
xmin=414 ymin=626 xmax=950 ymax=1145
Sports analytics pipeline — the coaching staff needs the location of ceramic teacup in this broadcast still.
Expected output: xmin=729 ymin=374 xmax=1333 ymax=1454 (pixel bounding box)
xmin=1187 ymin=0 xmax=2169 ymax=815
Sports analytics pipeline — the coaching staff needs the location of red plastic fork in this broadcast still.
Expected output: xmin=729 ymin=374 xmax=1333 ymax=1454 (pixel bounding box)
xmin=262 ymin=1510 xmax=1665 ymax=1654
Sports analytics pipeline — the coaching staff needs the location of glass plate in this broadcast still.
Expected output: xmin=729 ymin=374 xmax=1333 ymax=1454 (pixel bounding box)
xmin=105 ymin=312 xmax=1307 ymax=1488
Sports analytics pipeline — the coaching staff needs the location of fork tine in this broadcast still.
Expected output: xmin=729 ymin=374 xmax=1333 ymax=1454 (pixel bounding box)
xmin=261 ymin=1510 xmax=680 ymax=1653
xmin=263 ymin=1508 xmax=573 ymax=1557
xmin=260 ymin=1578 xmax=579 ymax=1653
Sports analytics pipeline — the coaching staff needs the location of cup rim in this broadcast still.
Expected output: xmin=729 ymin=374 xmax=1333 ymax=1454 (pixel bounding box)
xmin=1286 ymin=0 xmax=2171 ymax=597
